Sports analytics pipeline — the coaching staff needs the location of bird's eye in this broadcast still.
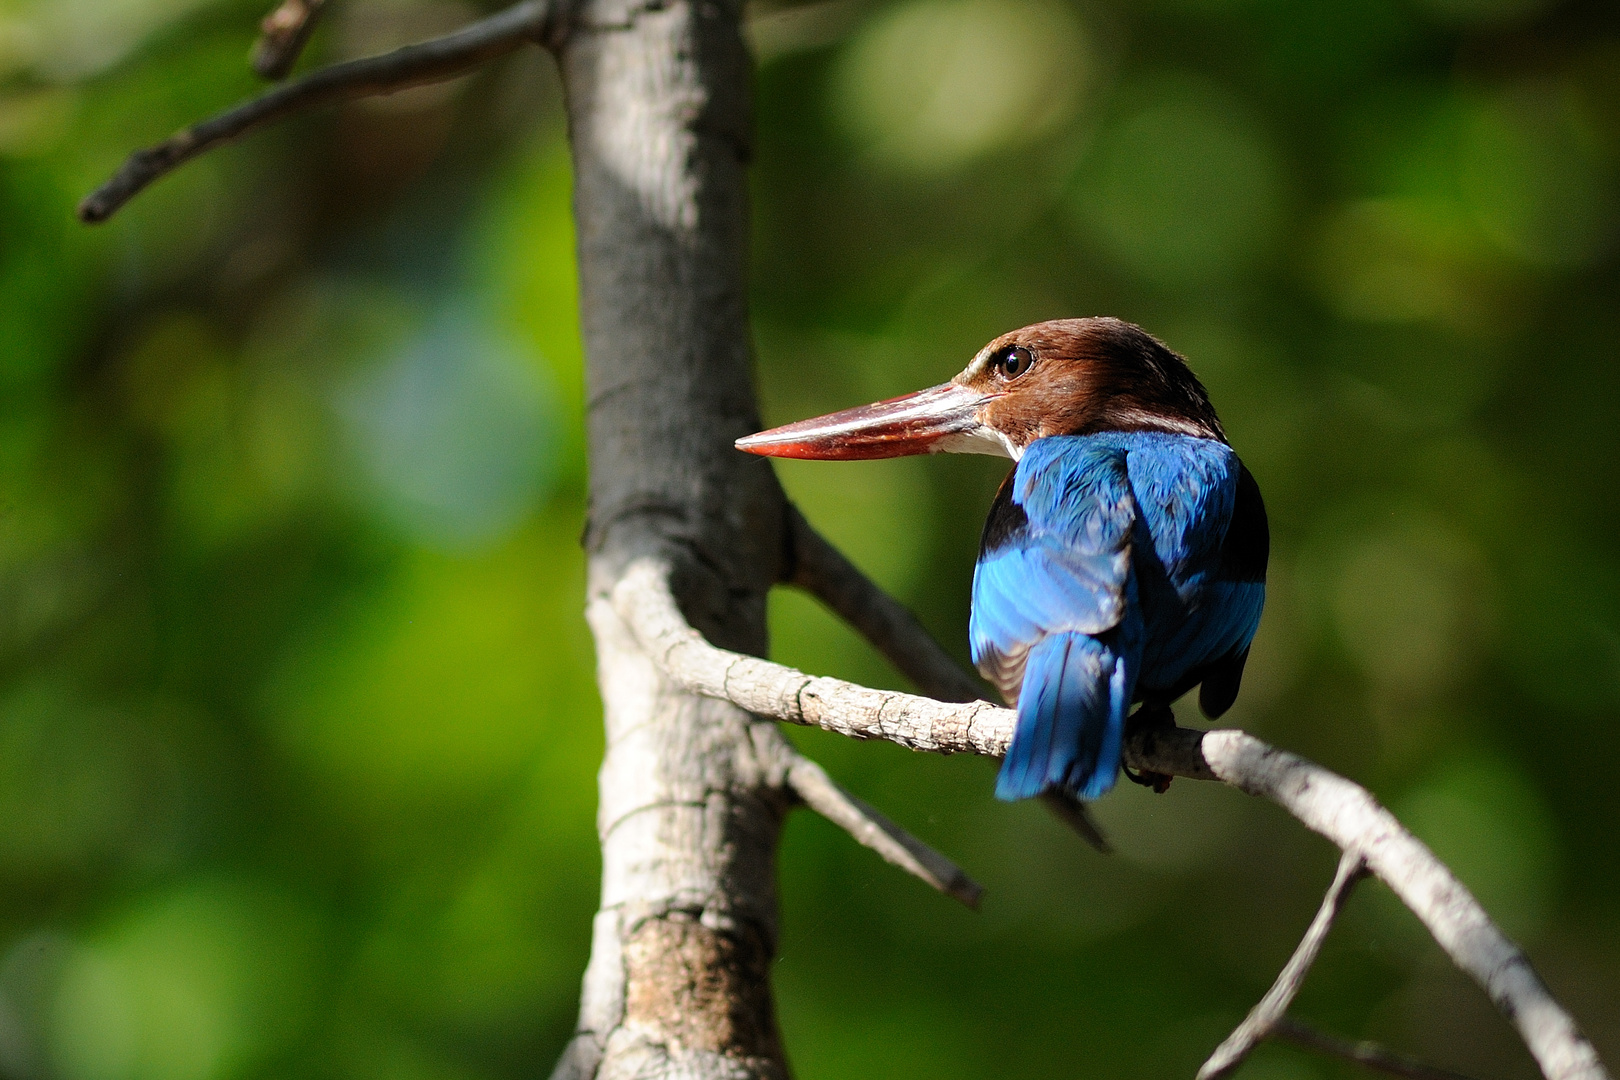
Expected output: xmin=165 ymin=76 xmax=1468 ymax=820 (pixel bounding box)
xmin=998 ymin=346 xmax=1034 ymax=380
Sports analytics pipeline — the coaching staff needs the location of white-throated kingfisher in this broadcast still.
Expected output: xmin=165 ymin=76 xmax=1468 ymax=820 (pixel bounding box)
xmin=737 ymin=318 xmax=1268 ymax=802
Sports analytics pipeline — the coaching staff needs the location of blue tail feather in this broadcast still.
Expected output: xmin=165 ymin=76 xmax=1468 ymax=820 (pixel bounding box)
xmin=995 ymin=631 xmax=1137 ymax=802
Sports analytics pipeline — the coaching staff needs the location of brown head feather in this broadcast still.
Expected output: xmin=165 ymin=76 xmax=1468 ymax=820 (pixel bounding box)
xmin=954 ymin=318 xmax=1224 ymax=452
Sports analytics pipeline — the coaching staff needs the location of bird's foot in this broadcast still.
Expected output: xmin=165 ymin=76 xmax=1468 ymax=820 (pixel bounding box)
xmin=1123 ymin=768 xmax=1173 ymax=794
xmin=1122 ymin=704 xmax=1175 ymax=794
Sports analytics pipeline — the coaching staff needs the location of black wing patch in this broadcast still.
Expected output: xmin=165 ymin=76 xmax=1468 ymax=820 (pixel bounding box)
xmin=978 ymin=470 xmax=1029 ymax=557
xmin=1219 ymin=463 xmax=1269 ymax=583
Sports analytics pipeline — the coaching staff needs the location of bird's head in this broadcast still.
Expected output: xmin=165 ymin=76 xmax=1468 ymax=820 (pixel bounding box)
xmin=736 ymin=317 xmax=1225 ymax=462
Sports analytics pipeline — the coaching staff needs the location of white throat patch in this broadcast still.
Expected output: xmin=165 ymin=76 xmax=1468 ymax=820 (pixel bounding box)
xmin=937 ymin=426 xmax=1021 ymax=460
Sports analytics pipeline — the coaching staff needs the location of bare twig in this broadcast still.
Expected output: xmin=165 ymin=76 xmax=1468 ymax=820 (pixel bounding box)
xmin=1195 ymin=733 xmax=1607 ymax=1080
xmin=1200 ymin=850 xmax=1368 ymax=1078
xmin=612 ymin=556 xmax=1612 ymax=1080
xmin=79 ymin=0 xmax=551 ymax=223
xmin=787 ymin=755 xmax=983 ymax=908
xmin=1272 ymin=1017 xmax=1484 ymax=1080
xmin=786 ymin=504 xmax=1110 ymax=852
xmin=252 ymin=0 xmax=330 ymax=79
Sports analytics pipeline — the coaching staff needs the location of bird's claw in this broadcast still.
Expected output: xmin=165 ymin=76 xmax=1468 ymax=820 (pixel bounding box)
xmin=1122 ymin=766 xmax=1173 ymax=793
xmin=1122 ymin=704 xmax=1176 ymax=793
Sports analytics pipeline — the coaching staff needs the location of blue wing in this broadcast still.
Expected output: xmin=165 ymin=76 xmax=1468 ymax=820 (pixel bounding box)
xmin=970 ymin=434 xmax=1268 ymax=803
xmin=1124 ymin=438 xmax=1267 ymax=707
xmin=970 ymin=440 xmax=1140 ymax=801
xmin=1125 ymin=437 xmax=1237 ymax=601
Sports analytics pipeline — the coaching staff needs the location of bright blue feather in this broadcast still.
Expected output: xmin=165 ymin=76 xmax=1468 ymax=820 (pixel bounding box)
xmin=972 ymin=432 xmax=1265 ymax=801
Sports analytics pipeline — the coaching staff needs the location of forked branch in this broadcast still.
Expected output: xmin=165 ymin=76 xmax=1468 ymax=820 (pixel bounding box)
xmin=1272 ymin=1017 xmax=1483 ymax=1080
xmin=613 ymin=556 xmax=1611 ymax=1080
xmin=79 ymin=0 xmax=552 ymax=222
xmin=1200 ymin=850 xmax=1369 ymax=1078
xmin=252 ymin=0 xmax=330 ymax=79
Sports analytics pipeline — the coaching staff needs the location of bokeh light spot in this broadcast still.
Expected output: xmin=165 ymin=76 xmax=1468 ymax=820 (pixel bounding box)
xmin=1395 ymin=753 xmax=1561 ymax=940
xmin=1457 ymin=83 xmax=1618 ymax=269
xmin=1311 ymin=198 xmax=1513 ymax=333
xmin=337 ymin=304 xmax=557 ymax=551
xmin=49 ymin=882 xmax=318 ymax=1080
xmin=1070 ymin=75 xmax=1286 ymax=285
xmin=1324 ymin=513 xmax=1493 ymax=702
xmin=829 ymin=0 xmax=1092 ymax=173
xmin=8 ymin=0 xmax=219 ymax=81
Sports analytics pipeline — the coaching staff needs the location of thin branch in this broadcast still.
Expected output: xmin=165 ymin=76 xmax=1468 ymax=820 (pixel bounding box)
xmin=786 ymin=505 xmax=1109 ymax=852
xmin=786 ymin=503 xmax=983 ymax=704
xmin=612 ymin=556 xmax=1612 ymax=1080
xmin=1200 ymin=850 xmax=1368 ymax=1079
xmin=79 ymin=0 xmax=552 ymax=223
xmin=1193 ymin=733 xmax=1607 ymax=1080
xmin=1272 ymin=1017 xmax=1485 ymax=1080
xmin=252 ymin=0 xmax=329 ymax=80
xmin=787 ymin=755 xmax=983 ymax=908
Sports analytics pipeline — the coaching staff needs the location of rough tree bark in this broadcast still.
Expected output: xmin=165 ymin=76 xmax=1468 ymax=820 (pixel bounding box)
xmin=548 ymin=0 xmax=797 ymax=1075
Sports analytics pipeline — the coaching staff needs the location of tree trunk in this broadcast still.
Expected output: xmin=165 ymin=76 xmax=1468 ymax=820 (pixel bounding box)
xmin=549 ymin=1 xmax=795 ymax=1076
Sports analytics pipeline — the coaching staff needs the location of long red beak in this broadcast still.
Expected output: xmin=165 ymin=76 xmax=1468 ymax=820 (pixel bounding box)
xmin=736 ymin=382 xmax=988 ymax=460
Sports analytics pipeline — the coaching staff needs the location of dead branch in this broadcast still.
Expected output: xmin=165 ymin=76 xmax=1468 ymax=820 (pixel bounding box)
xmin=1200 ymin=850 xmax=1368 ymax=1078
xmin=252 ymin=0 xmax=330 ymax=79
xmin=613 ymin=556 xmax=1612 ymax=1080
xmin=617 ymin=558 xmax=1012 ymax=754
xmin=1273 ymin=1017 xmax=1484 ymax=1080
xmin=79 ymin=0 xmax=552 ymax=223
xmin=786 ymin=754 xmax=983 ymax=908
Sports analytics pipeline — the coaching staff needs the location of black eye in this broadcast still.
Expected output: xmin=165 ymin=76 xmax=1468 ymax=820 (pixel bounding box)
xmin=998 ymin=346 xmax=1034 ymax=380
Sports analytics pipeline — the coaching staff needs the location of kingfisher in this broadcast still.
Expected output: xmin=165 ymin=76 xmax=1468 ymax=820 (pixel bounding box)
xmin=737 ymin=318 xmax=1268 ymax=802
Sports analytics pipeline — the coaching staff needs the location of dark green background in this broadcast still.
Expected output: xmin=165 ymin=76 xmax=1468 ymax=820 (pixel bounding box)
xmin=1 ymin=0 xmax=1617 ymax=1076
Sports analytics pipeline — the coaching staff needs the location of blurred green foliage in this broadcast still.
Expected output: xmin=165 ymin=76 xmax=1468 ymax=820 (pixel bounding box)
xmin=0 ymin=0 xmax=1616 ymax=1077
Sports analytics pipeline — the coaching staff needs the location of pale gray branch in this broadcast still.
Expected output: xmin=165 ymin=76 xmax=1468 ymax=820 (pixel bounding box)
xmin=1273 ymin=1016 xmax=1484 ymax=1080
xmin=1200 ymin=849 xmax=1368 ymax=1079
xmin=252 ymin=0 xmax=329 ymax=79
xmin=787 ymin=755 xmax=983 ymax=908
xmin=616 ymin=559 xmax=1013 ymax=756
xmin=80 ymin=0 xmax=552 ymax=222
xmin=613 ymin=556 xmax=1612 ymax=1080
xmin=1202 ymin=734 xmax=1607 ymax=1080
